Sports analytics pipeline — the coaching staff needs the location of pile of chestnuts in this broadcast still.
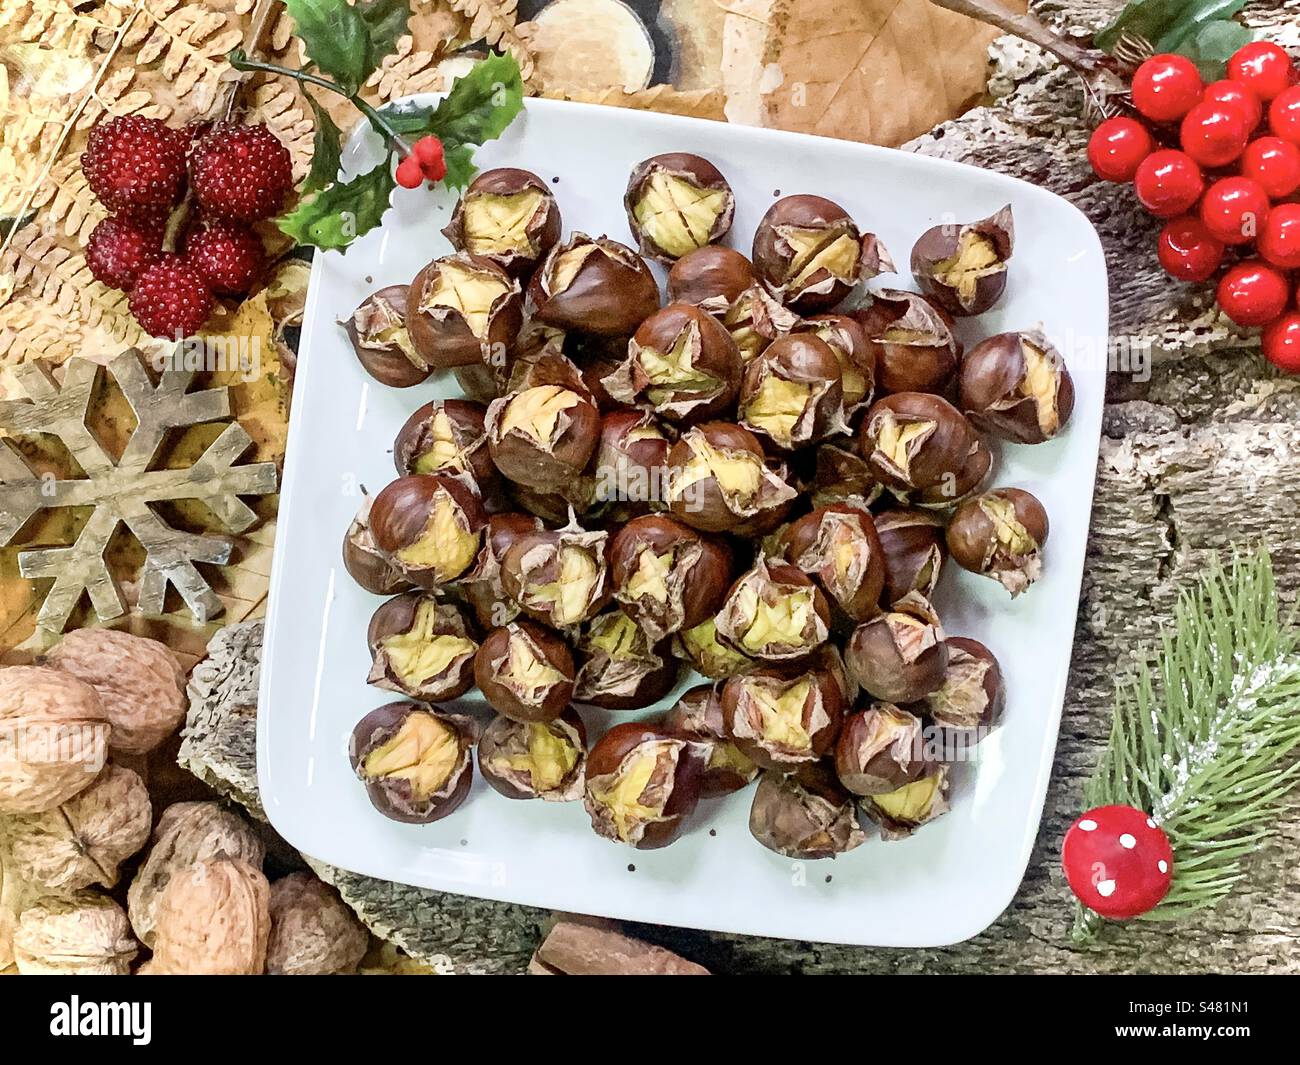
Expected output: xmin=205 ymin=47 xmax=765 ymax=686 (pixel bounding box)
xmin=340 ymin=152 xmax=1073 ymax=858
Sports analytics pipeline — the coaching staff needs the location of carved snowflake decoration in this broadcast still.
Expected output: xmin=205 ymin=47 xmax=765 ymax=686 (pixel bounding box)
xmin=0 ymin=350 xmax=279 ymax=635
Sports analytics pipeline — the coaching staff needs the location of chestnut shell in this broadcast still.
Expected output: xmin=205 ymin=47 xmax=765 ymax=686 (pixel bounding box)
xmin=477 ymin=709 xmax=587 ymax=801
xmin=348 ymin=702 xmax=474 ymax=824
xmin=958 ymin=330 xmax=1075 ymax=444
xmin=748 ymin=762 xmax=865 ymax=859
xmin=584 ymin=723 xmax=704 ymax=849
xmin=667 ymin=246 xmax=756 ymax=311
xmin=342 ymin=285 xmax=430 ymax=387
xmin=623 ymin=152 xmax=736 ymax=262
xmin=528 ymin=233 xmax=660 ymax=336
xmin=661 ymin=683 xmax=758 ymax=796
xmin=442 ymin=167 xmax=561 ymax=277
xmin=406 ymin=253 xmax=523 ymax=368
xmin=474 ymin=621 xmax=575 ymax=723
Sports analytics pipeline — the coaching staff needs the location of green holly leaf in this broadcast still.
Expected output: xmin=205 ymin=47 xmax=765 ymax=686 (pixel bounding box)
xmin=1094 ymin=0 xmax=1247 ymax=56
xmin=442 ymin=143 xmax=477 ymax=190
xmin=284 ymin=0 xmax=373 ymax=95
xmin=425 ymin=53 xmax=524 ymax=149
xmin=302 ymin=95 xmax=343 ymax=194
xmin=277 ymin=159 xmax=396 ymax=251
xmin=1155 ymin=0 xmax=1248 ymax=52
xmin=1179 ymin=20 xmax=1254 ymax=79
xmin=377 ymin=100 xmax=437 ymax=135
xmin=357 ymin=0 xmax=410 ymax=66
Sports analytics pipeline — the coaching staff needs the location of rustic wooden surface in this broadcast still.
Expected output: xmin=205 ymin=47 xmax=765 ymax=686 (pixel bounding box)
xmin=180 ymin=2 xmax=1300 ymax=974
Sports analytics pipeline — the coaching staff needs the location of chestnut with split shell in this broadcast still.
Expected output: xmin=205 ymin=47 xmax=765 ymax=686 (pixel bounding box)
xmin=808 ymin=444 xmax=882 ymax=509
xmin=584 ymin=723 xmax=704 ymax=849
xmin=910 ymin=205 xmax=1014 ymax=317
xmin=860 ymin=763 xmax=950 ymax=840
xmin=721 ymin=283 xmax=800 ymax=363
xmin=591 ymin=410 xmax=671 ymax=517
xmin=458 ymin=512 xmax=542 ymax=628
xmin=667 ymin=246 xmax=756 ymax=312
xmin=946 ymin=487 xmax=1049 ymax=597
xmin=752 ymin=194 xmax=892 ymax=313
xmin=500 ymin=522 xmax=610 ymax=629
xmin=778 ymin=504 xmax=885 ymax=622
xmin=573 ymin=610 xmax=679 ymax=710
xmin=748 ymin=762 xmax=865 ymax=859
xmin=442 ymin=168 xmax=561 ymax=277
xmin=478 ymin=710 xmax=587 ymax=801
xmin=407 ymin=253 xmax=523 ymax=368
xmin=796 ymin=314 xmax=875 ymax=414
xmin=834 ymin=703 xmax=929 ymax=796
xmin=366 ymin=593 xmax=478 ymax=702
xmin=662 ymin=684 xmax=758 ymax=796
xmin=874 ymin=508 xmax=945 ymax=605
xmin=923 ymin=636 xmax=1005 ymax=740
xmin=665 ymin=422 xmax=798 ymax=534
xmin=474 ymin=620 xmax=575 ymax=723
xmin=858 ymin=391 xmax=980 ymax=497
xmin=528 ymin=233 xmax=660 ymax=336
xmin=624 ymin=152 xmax=736 ymax=262
xmin=738 ymin=333 xmax=847 ymax=451
xmin=349 ymin=703 xmax=475 ymax=824
xmin=715 ymin=557 xmax=831 ymax=662
xmin=393 ymin=399 xmax=493 ymax=486
xmin=485 ymin=384 xmax=601 ymax=494
xmin=368 ymin=473 xmax=487 ymax=589
xmin=958 ymin=329 xmax=1075 ymax=444
xmin=342 ymin=285 xmax=430 ymax=387
xmin=721 ymin=657 xmax=846 ymax=771
xmin=601 ymin=303 xmax=742 ymax=423
xmin=845 ymin=591 xmax=948 ymax=703
xmin=914 ymin=435 xmax=991 ymax=510
xmin=853 ymin=289 xmax=961 ymax=395
xmin=342 ymin=494 xmax=413 ymax=596
xmin=672 ymin=616 xmax=757 ymax=680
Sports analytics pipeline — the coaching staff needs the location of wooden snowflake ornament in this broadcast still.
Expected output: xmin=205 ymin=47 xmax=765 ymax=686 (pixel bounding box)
xmin=0 ymin=350 xmax=278 ymax=635
xmin=1062 ymin=804 xmax=1174 ymax=919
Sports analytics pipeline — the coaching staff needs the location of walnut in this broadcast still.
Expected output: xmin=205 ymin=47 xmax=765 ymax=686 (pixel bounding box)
xmin=45 ymin=628 xmax=187 ymax=756
xmin=13 ymin=893 xmax=138 ymax=975
xmin=127 ymin=801 xmax=266 ymax=947
xmin=0 ymin=666 xmax=111 ymax=814
xmin=2 ymin=765 xmax=151 ymax=893
xmin=266 ymin=873 xmax=369 ymax=975
xmin=149 ymin=857 xmax=270 ymax=975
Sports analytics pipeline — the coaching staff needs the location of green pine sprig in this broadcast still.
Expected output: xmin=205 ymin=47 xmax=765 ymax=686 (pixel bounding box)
xmin=1094 ymin=0 xmax=1254 ymax=78
xmin=1073 ymin=547 xmax=1300 ymax=942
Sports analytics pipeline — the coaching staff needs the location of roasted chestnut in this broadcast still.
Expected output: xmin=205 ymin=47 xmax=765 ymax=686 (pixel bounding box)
xmin=665 ymin=422 xmax=797 ymax=534
xmin=573 ymin=610 xmax=679 ymax=710
xmin=342 ymin=285 xmax=430 ymax=387
xmin=583 ymin=723 xmax=704 ymax=849
xmin=858 ymin=392 xmax=980 ymax=496
xmin=474 ymin=620 xmax=575 ymax=722
xmin=748 ymin=762 xmax=865 ymax=859
xmin=796 ymin=314 xmax=875 ymax=413
xmin=500 ymin=522 xmax=610 ymax=628
xmin=667 ymin=246 xmax=756 ymax=312
xmin=366 ymin=593 xmax=477 ymax=701
xmin=478 ymin=710 xmax=586 ymax=801
xmin=624 ymin=152 xmax=735 ymax=262
xmin=853 ymin=289 xmax=961 ymax=395
xmin=808 ymin=444 xmax=882 ymax=509
xmin=721 ymin=660 xmax=845 ymax=771
xmin=407 ymin=253 xmax=523 ymax=368
xmin=485 ymin=384 xmax=600 ymax=494
xmin=752 ymin=194 xmax=891 ymax=313
xmin=874 ymin=508 xmax=944 ymax=605
xmin=509 ymin=480 xmax=596 ymax=523
xmin=737 ymin=333 xmax=846 ymax=450
xmin=715 ymin=557 xmax=830 ymax=662
xmin=528 ymin=233 xmax=660 ymax=336
xmin=602 ymin=303 xmax=742 ymax=423
xmin=672 ymin=617 xmax=757 ymax=680
xmin=591 ymin=410 xmax=671 ymax=517
xmin=393 ymin=399 xmax=494 ymax=487
xmin=369 ymin=473 xmax=487 ymax=589
xmin=442 ymin=168 xmax=561 ymax=277
xmin=914 ymin=436 xmax=991 ymax=510
xmin=860 ymin=763 xmax=950 ymax=840
xmin=349 ymin=703 xmax=474 ymax=824
xmin=834 ymin=703 xmax=928 ymax=796
xmin=458 ymin=512 xmax=543 ymax=628
xmin=342 ymin=494 xmax=413 ymax=596
xmin=910 ymin=205 xmax=1014 ymax=317
xmin=778 ymin=505 xmax=885 ymax=621
xmin=923 ymin=636 xmax=1004 ymax=743
xmin=958 ymin=329 xmax=1075 ymax=444
xmin=661 ymin=684 xmax=758 ymax=796
xmin=609 ymin=515 xmax=732 ymax=641
xmin=945 ymin=487 xmax=1048 ymax=597
xmin=721 ymin=283 xmax=799 ymax=363
xmin=845 ymin=592 xmax=948 ymax=702
xmin=453 ymin=359 xmax=507 ymax=404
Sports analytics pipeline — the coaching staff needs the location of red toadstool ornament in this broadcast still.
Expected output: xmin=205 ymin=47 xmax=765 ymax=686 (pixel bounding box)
xmin=1062 ymin=804 xmax=1174 ymax=919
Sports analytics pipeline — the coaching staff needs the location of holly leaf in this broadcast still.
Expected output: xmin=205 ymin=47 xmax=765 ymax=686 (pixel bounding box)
xmin=302 ymin=95 xmax=343 ymax=195
xmin=277 ymin=159 xmax=395 ymax=251
xmin=1179 ymin=20 xmax=1254 ymax=79
xmin=1154 ymin=0 xmax=1248 ymax=52
xmin=1095 ymin=0 xmax=1246 ymax=55
xmin=284 ymin=0 xmax=373 ymax=95
xmin=357 ymin=0 xmax=411 ymax=67
xmin=377 ymin=100 xmax=437 ymax=135
xmin=424 ymin=53 xmax=524 ymax=149
xmin=442 ymin=144 xmax=477 ymax=190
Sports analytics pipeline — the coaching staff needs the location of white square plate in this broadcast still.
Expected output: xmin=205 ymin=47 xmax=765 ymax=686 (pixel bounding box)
xmin=258 ymin=97 xmax=1108 ymax=948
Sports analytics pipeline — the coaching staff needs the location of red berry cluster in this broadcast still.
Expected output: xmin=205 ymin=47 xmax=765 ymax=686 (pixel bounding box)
xmin=1087 ymin=41 xmax=1300 ymax=373
xmin=395 ymin=136 xmax=448 ymax=189
xmin=81 ymin=116 xmax=292 ymax=339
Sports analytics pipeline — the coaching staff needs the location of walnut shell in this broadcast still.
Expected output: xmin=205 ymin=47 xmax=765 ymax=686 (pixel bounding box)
xmin=127 ymin=800 xmax=266 ymax=947
xmin=0 ymin=666 xmax=110 ymax=814
xmin=13 ymin=893 xmax=137 ymax=975
xmin=45 ymin=628 xmax=187 ymax=756
xmin=149 ymin=857 xmax=270 ymax=975
xmin=266 ymin=873 xmax=369 ymax=976
xmin=3 ymin=764 xmax=151 ymax=893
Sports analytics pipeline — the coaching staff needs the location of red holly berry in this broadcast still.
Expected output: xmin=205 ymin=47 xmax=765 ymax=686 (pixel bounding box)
xmin=1087 ymin=117 xmax=1154 ymax=182
xmin=1157 ymin=216 xmax=1224 ymax=282
xmin=84 ymin=215 xmax=164 ymax=291
xmin=1263 ymin=312 xmax=1300 ymax=372
xmin=413 ymin=135 xmax=445 ymax=170
xmin=1239 ymin=136 xmax=1300 ymax=199
xmin=1269 ymin=85 xmax=1300 ymax=145
xmin=1180 ymin=101 xmax=1252 ymax=168
xmin=1131 ymin=54 xmax=1204 ymax=124
xmin=1228 ymin=41 xmax=1296 ymax=102
xmin=1256 ymin=202 xmax=1300 ymax=270
xmin=128 ymin=255 xmax=214 ymax=339
xmin=189 ymin=123 xmax=293 ymax=222
xmin=1062 ymin=805 xmax=1174 ymax=920
xmin=1199 ymin=176 xmax=1271 ymax=245
xmin=185 ymin=220 xmax=266 ymax=295
xmin=1133 ymin=150 xmax=1204 ymax=218
xmin=1217 ymin=260 xmax=1291 ymax=327
xmin=1201 ymin=79 xmax=1263 ymax=129
xmin=81 ymin=116 xmax=185 ymax=214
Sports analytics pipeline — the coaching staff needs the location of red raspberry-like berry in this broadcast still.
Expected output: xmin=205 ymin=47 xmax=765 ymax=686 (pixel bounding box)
xmin=128 ymin=255 xmax=214 ymax=339
xmin=1239 ymin=136 xmax=1300 ymax=199
xmin=1200 ymin=176 xmax=1270 ymax=245
xmin=395 ymin=154 xmax=425 ymax=189
xmin=1216 ymin=260 xmax=1291 ymax=327
xmin=1132 ymin=54 xmax=1204 ymax=124
xmin=1201 ymin=80 xmax=1263 ymax=129
xmin=1180 ymin=101 xmax=1251 ymax=168
xmin=1269 ymin=85 xmax=1300 ymax=145
xmin=84 ymin=215 xmax=164 ymax=291
xmin=1134 ymin=150 xmax=1204 ymax=218
xmin=189 ymin=123 xmax=293 ymax=222
xmin=1257 ymin=202 xmax=1300 ymax=270
xmin=185 ymin=220 xmax=266 ymax=295
xmin=81 ymin=116 xmax=185 ymax=214
xmin=1157 ymin=216 xmax=1224 ymax=282
xmin=1087 ymin=117 xmax=1153 ymax=182
xmin=1228 ymin=41 xmax=1296 ymax=102
xmin=1263 ymin=312 xmax=1300 ymax=373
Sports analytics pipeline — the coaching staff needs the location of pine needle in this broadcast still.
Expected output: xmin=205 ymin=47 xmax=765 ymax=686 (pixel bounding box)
xmin=1072 ymin=547 xmax=1300 ymax=943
